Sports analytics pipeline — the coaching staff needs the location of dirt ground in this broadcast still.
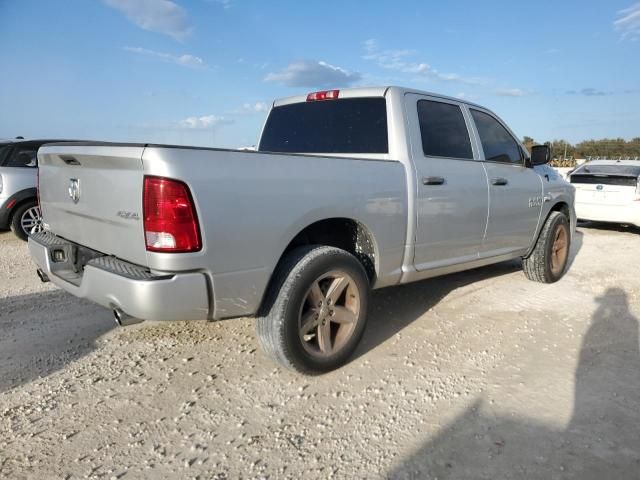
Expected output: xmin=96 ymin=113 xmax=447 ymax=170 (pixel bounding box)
xmin=1 ymin=224 xmax=639 ymax=479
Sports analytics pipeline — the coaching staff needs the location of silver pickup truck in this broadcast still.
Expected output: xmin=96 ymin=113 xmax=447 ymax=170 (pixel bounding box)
xmin=29 ymin=86 xmax=575 ymax=373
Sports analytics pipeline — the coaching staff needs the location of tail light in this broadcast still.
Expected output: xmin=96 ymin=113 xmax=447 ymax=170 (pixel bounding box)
xmin=306 ymin=90 xmax=340 ymax=101
xmin=143 ymin=176 xmax=201 ymax=252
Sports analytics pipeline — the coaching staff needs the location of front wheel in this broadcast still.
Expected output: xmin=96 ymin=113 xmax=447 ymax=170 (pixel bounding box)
xmin=10 ymin=201 xmax=43 ymax=241
xmin=523 ymin=211 xmax=571 ymax=283
xmin=256 ymin=245 xmax=370 ymax=374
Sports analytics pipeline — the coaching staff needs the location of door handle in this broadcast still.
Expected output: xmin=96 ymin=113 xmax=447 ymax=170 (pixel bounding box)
xmin=491 ymin=177 xmax=508 ymax=186
xmin=422 ymin=176 xmax=445 ymax=185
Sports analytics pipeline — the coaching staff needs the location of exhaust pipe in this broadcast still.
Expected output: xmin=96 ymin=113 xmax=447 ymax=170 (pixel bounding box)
xmin=113 ymin=308 xmax=144 ymax=327
xmin=36 ymin=268 xmax=50 ymax=283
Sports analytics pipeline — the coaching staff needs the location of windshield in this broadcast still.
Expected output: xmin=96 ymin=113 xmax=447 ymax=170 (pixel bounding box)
xmin=258 ymin=97 xmax=388 ymax=154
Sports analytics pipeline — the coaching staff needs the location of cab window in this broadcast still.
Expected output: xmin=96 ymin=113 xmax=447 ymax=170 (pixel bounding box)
xmin=417 ymin=100 xmax=473 ymax=159
xmin=470 ymin=109 xmax=522 ymax=165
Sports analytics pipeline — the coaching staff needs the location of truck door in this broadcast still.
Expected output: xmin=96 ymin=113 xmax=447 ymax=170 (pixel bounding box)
xmin=468 ymin=108 xmax=543 ymax=256
xmin=405 ymin=94 xmax=489 ymax=271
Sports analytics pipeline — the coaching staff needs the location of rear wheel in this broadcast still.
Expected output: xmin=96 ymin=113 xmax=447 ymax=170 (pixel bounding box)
xmin=256 ymin=245 xmax=369 ymax=374
xmin=523 ymin=211 xmax=570 ymax=283
xmin=10 ymin=201 xmax=43 ymax=241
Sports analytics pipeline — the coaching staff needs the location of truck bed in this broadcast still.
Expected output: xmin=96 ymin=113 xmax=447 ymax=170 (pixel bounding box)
xmin=36 ymin=142 xmax=408 ymax=319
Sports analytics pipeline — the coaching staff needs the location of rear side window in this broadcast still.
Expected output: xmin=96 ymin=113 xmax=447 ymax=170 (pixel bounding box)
xmin=417 ymin=100 xmax=473 ymax=159
xmin=0 ymin=146 xmax=10 ymax=165
xmin=5 ymin=148 xmax=38 ymax=167
xmin=259 ymin=98 xmax=388 ymax=154
xmin=572 ymin=164 xmax=640 ymax=176
xmin=471 ymin=109 xmax=522 ymax=165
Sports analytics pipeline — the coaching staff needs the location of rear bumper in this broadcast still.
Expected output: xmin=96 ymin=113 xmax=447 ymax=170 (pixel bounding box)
xmin=576 ymin=201 xmax=640 ymax=227
xmin=28 ymin=232 xmax=210 ymax=321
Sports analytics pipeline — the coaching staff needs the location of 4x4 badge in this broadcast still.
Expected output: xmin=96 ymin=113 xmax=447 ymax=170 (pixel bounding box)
xmin=68 ymin=178 xmax=80 ymax=204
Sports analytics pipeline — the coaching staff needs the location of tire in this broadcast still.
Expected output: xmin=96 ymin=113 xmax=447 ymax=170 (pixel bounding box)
xmin=10 ymin=200 xmax=43 ymax=241
xmin=256 ymin=245 xmax=370 ymax=374
xmin=523 ymin=211 xmax=571 ymax=283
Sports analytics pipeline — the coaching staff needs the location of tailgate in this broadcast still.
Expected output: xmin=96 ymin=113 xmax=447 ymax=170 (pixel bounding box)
xmin=38 ymin=144 xmax=148 ymax=266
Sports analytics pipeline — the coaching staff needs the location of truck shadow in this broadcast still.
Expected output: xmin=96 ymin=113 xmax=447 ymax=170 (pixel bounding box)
xmin=0 ymin=290 xmax=114 ymax=393
xmin=356 ymin=231 xmax=583 ymax=360
xmin=386 ymin=287 xmax=640 ymax=479
xmin=577 ymin=220 xmax=640 ymax=235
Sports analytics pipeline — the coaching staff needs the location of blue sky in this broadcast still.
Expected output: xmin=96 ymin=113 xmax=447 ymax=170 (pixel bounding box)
xmin=1 ymin=0 xmax=639 ymax=147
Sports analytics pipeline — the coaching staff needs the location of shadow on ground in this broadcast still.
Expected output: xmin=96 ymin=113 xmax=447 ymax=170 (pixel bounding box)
xmin=388 ymin=287 xmax=640 ymax=479
xmin=356 ymin=230 xmax=583 ymax=360
xmin=578 ymin=220 xmax=640 ymax=235
xmin=0 ymin=290 xmax=114 ymax=393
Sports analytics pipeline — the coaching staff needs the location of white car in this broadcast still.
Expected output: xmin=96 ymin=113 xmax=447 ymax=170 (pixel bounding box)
xmin=569 ymin=160 xmax=640 ymax=227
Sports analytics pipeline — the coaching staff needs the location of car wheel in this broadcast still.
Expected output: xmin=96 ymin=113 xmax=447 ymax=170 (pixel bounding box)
xmin=256 ymin=245 xmax=370 ymax=374
xmin=523 ymin=211 xmax=571 ymax=283
xmin=10 ymin=201 xmax=43 ymax=241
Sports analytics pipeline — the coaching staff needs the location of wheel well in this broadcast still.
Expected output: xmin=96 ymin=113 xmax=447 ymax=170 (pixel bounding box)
xmin=550 ymin=201 xmax=570 ymax=220
xmin=526 ymin=202 xmax=571 ymax=259
xmin=282 ymin=218 xmax=377 ymax=283
xmin=8 ymin=196 xmax=37 ymax=222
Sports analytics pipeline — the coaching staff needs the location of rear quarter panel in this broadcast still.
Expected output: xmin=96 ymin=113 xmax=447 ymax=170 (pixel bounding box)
xmin=142 ymin=147 xmax=408 ymax=319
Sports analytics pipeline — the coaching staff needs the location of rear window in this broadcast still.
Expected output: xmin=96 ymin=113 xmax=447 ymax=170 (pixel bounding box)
xmin=258 ymin=97 xmax=388 ymax=154
xmin=572 ymin=164 xmax=640 ymax=176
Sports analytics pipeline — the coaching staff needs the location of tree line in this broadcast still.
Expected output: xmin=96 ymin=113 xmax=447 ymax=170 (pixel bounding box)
xmin=522 ymin=137 xmax=640 ymax=167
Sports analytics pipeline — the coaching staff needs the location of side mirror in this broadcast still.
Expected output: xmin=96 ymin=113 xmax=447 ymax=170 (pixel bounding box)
xmin=531 ymin=145 xmax=551 ymax=166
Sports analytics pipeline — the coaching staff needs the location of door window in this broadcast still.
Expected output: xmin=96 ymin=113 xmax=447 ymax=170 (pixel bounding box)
xmin=471 ymin=109 xmax=522 ymax=165
xmin=417 ymin=100 xmax=473 ymax=159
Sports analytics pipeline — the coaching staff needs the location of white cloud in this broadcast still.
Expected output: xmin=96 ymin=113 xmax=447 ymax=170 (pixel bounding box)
xmin=363 ymin=39 xmax=484 ymax=85
xmin=241 ymin=102 xmax=269 ymax=113
xmin=124 ymin=46 xmax=205 ymax=68
xmin=495 ymin=88 xmax=527 ymax=97
xmin=104 ymin=0 xmax=191 ymax=40
xmin=566 ymin=88 xmax=609 ymax=96
xmin=363 ymin=39 xmax=415 ymax=70
xmin=178 ymin=115 xmax=234 ymax=130
xmin=615 ymin=3 xmax=640 ymax=40
xmin=228 ymin=102 xmax=270 ymax=115
xmin=265 ymin=60 xmax=361 ymax=88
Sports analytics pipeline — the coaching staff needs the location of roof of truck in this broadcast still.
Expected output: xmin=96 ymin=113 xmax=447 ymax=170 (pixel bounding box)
xmin=272 ymin=86 xmax=485 ymax=110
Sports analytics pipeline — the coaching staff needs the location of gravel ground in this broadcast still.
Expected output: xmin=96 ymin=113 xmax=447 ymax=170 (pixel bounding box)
xmin=1 ymin=224 xmax=639 ymax=479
